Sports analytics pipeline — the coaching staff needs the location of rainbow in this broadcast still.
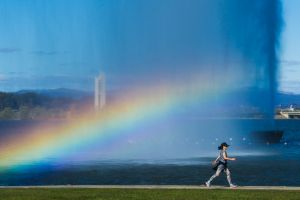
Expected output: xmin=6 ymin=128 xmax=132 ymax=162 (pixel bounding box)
xmin=0 ymin=74 xmax=234 ymax=170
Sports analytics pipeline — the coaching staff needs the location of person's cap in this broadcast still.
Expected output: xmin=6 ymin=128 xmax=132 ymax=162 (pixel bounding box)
xmin=220 ymin=142 xmax=230 ymax=147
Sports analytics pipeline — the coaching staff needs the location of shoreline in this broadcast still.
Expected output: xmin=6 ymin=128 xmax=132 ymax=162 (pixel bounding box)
xmin=1 ymin=185 xmax=300 ymax=190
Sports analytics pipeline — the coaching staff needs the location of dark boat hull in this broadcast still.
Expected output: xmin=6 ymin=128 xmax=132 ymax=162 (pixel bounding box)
xmin=251 ymin=130 xmax=284 ymax=144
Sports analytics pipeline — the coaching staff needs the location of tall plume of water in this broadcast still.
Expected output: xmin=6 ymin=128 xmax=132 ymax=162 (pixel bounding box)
xmin=96 ymin=0 xmax=283 ymax=158
xmin=102 ymin=0 xmax=282 ymax=119
xmin=219 ymin=0 xmax=283 ymax=118
xmin=0 ymin=0 xmax=283 ymax=159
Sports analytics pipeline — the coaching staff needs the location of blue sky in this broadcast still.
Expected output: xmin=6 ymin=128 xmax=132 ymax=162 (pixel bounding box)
xmin=280 ymin=0 xmax=300 ymax=94
xmin=0 ymin=0 xmax=105 ymax=91
xmin=0 ymin=0 xmax=299 ymax=94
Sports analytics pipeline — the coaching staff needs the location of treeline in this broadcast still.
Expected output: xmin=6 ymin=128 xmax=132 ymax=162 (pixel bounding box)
xmin=0 ymin=92 xmax=90 ymax=120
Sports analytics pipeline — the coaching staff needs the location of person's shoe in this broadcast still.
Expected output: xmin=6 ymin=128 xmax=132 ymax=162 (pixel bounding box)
xmin=205 ymin=181 xmax=211 ymax=187
xmin=230 ymin=184 xmax=237 ymax=188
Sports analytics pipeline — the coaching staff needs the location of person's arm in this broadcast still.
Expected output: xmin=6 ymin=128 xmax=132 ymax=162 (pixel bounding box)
xmin=223 ymin=152 xmax=236 ymax=161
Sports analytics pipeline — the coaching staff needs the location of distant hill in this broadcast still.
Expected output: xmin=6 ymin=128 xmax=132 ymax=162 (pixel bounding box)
xmin=1 ymin=89 xmax=90 ymax=110
xmin=0 ymin=88 xmax=93 ymax=120
xmin=14 ymin=88 xmax=299 ymax=110
xmin=217 ymin=88 xmax=300 ymax=108
xmin=276 ymin=92 xmax=300 ymax=107
xmin=1 ymin=87 xmax=300 ymax=120
xmin=17 ymin=88 xmax=92 ymax=99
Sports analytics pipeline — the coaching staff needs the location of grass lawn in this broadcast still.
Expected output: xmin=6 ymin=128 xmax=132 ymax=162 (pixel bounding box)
xmin=0 ymin=188 xmax=300 ymax=200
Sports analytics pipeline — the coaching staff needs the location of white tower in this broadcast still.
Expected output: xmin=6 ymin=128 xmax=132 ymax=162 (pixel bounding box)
xmin=94 ymin=73 xmax=106 ymax=111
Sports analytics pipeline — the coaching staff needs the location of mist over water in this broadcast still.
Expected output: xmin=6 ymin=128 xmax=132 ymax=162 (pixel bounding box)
xmin=0 ymin=0 xmax=283 ymax=161
xmin=93 ymin=0 xmax=283 ymax=158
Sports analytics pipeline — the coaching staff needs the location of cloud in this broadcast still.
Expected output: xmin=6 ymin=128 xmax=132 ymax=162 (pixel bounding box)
xmin=32 ymin=50 xmax=69 ymax=56
xmin=59 ymin=61 xmax=88 ymax=67
xmin=8 ymin=71 xmax=25 ymax=75
xmin=31 ymin=51 xmax=58 ymax=56
xmin=0 ymin=48 xmax=21 ymax=53
xmin=281 ymin=60 xmax=300 ymax=66
xmin=279 ymin=81 xmax=300 ymax=94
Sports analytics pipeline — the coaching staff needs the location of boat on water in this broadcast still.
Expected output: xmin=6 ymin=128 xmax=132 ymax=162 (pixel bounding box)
xmin=251 ymin=130 xmax=284 ymax=144
xmin=279 ymin=105 xmax=300 ymax=119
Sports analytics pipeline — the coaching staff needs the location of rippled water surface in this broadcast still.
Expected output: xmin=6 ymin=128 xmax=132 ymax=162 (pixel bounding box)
xmin=0 ymin=120 xmax=299 ymax=186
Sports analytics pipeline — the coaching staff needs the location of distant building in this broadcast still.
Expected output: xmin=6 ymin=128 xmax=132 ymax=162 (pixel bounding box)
xmin=94 ymin=73 xmax=106 ymax=111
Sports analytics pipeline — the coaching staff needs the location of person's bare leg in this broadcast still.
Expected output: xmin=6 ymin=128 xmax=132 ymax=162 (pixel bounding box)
xmin=225 ymin=168 xmax=232 ymax=185
xmin=225 ymin=168 xmax=237 ymax=188
xmin=206 ymin=167 xmax=222 ymax=187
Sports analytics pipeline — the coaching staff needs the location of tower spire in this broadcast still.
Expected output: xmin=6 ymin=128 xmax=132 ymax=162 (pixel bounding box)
xmin=94 ymin=73 xmax=106 ymax=111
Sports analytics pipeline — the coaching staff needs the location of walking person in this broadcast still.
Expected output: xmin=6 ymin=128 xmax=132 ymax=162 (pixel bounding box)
xmin=205 ymin=142 xmax=237 ymax=188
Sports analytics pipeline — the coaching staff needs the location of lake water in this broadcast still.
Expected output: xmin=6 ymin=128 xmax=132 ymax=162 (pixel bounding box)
xmin=0 ymin=119 xmax=299 ymax=186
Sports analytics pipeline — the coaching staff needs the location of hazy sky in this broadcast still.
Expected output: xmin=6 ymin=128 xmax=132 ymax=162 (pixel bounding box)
xmin=0 ymin=0 xmax=298 ymax=94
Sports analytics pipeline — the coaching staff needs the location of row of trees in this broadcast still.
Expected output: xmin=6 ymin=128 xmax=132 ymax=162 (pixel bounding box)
xmin=0 ymin=92 xmax=90 ymax=120
xmin=0 ymin=106 xmax=70 ymax=120
xmin=0 ymin=92 xmax=72 ymax=110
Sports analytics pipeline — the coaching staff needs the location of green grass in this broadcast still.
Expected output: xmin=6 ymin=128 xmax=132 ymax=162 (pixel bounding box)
xmin=0 ymin=188 xmax=300 ymax=200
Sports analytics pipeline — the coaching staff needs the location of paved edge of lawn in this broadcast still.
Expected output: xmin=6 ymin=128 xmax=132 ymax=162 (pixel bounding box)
xmin=0 ymin=185 xmax=300 ymax=190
